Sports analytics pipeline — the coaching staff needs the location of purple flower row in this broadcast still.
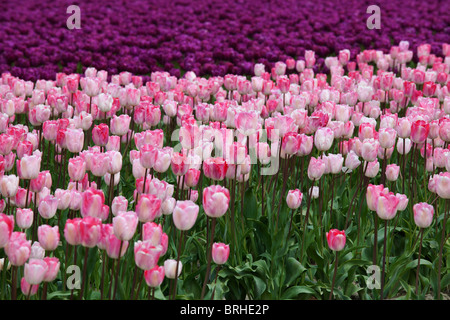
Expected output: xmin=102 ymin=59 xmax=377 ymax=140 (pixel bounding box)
xmin=1 ymin=0 xmax=449 ymax=81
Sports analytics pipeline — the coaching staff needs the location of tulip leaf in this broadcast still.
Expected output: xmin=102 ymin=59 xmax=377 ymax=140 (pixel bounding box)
xmin=284 ymin=257 xmax=307 ymax=287
xmin=281 ymin=286 xmax=318 ymax=300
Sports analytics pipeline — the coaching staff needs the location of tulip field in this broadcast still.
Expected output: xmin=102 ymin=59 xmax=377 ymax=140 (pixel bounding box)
xmin=0 ymin=0 xmax=450 ymax=303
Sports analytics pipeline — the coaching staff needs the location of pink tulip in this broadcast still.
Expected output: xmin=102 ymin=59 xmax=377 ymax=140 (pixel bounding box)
xmin=185 ymin=168 xmax=200 ymax=188
xmin=212 ymin=242 xmax=230 ymax=265
xmin=394 ymin=193 xmax=409 ymax=212
xmin=101 ymin=224 xmax=129 ymax=259
xmin=134 ymin=241 xmax=163 ymax=270
xmin=30 ymin=171 xmax=47 ymax=193
xmin=92 ymin=123 xmax=109 ymax=147
xmin=376 ymin=190 xmax=400 ymax=220
xmin=0 ymin=213 xmax=14 ymax=248
xmin=64 ymin=218 xmax=82 ymax=246
xmin=16 ymin=208 xmax=33 ymax=230
xmin=171 ymin=152 xmax=189 ymax=176
xmin=136 ymin=194 xmax=161 ymax=223
xmin=172 ymin=200 xmax=199 ymax=230
xmin=24 ymin=258 xmax=48 ymax=285
xmin=81 ymin=187 xmax=105 ymax=219
xmin=38 ymin=225 xmax=59 ymax=251
xmin=68 ymin=156 xmax=86 ymax=182
xmin=17 ymin=140 xmax=33 ymax=159
xmin=314 ymin=127 xmax=334 ymax=152
xmin=161 ymin=197 xmax=176 ymax=215
xmin=364 ymin=160 xmax=380 ymax=178
xmin=89 ymin=152 xmax=110 ymax=177
xmin=307 ymin=156 xmax=326 ymax=181
xmin=0 ymin=174 xmax=19 ymax=198
xmin=256 ymin=142 xmax=271 ymax=165
xmin=144 ymin=266 xmax=165 ymax=287
xmin=110 ymin=114 xmax=131 ymax=136
xmin=439 ymin=118 xmax=450 ymax=142
xmin=38 ymin=195 xmax=58 ymax=219
xmin=140 ymin=144 xmax=158 ymax=169
xmin=360 ymin=138 xmax=380 ymax=162
xmin=83 ymin=77 xmax=101 ymax=97
xmin=65 ymin=128 xmax=84 ymax=154
xmin=179 ymin=123 xmax=201 ymax=149
xmin=29 ymin=241 xmax=45 ymax=260
xmin=203 ymin=157 xmax=228 ymax=181
xmin=111 ymin=196 xmax=128 ymax=216
xmin=164 ymin=259 xmax=182 ymax=279
xmin=19 ymin=154 xmax=41 ymax=180
xmin=55 ymin=188 xmax=71 ymax=210
xmin=0 ymin=134 xmax=14 ymax=156
xmin=5 ymin=232 xmax=31 ymax=266
xmin=359 ymin=123 xmax=377 ymax=141
xmin=413 ymin=202 xmax=434 ymax=228
xmin=190 ymin=189 xmax=199 ymax=202
xmin=150 ymin=147 xmax=170 ymax=173
xmin=43 ymin=257 xmax=60 ymax=282
xmin=235 ymin=111 xmax=259 ymax=136
xmin=327 ymin=153 xmax=344 ymax=174
xmin=79 ymin=216 xmax=102 ymax=248
xmin=436 ymin=172 xmax=450 ymax=199
xmin=282 ymin=132 xmax=302 ymax=155
xmin=286 ymin=189 xmax=303 ymax=209
xmin=104 ymin=134 xmax=120 ymax=152
xmin=410 ymin=120 xmax=430 ymax=145
xmin=97 ymin=93 xmax=113 ymax=113
xmin=106 ymin=150 xmax=122 ymax=174
xmin=385 ymin=164 xmax=400 ymax=181
xmin=397 ymin=138 xmax=412 ymax=155
xmin=142 ymin=222 xmax=163 ymax=246
xmin=366 ymin=184 xmax=384 ymax=211
xmin=297 ymin=134 xmax=313 ymax=156
xmin=326 ymin=229 xmax=346 ymax=251
xmin=203 ymin=185 xmax=230 ymax=218
xmin=378 ymin=128 xmax=397 ymax=149
xmin=69 ymin=189 xmax=82 ymax=211
xmin=20 ymin=277 xmax=39 ymax=297
xmin=113 ymin=211 xmax=138 ymax=241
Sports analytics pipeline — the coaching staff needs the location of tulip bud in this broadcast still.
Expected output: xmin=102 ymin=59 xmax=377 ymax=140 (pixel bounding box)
xmin=43 ymin=257 xmax=60 ymax=282
xmin=16 ymin=208 xmax=33 ymax=230
xmin=307 ymin=157 xmax=326 ymax=181
xmin=413 ymin=202 xmax=434 ymax=228
xmin=136 ymin=194 xmax=161 ymax=223
xmin=286 ymin=189 xmax=303 ymax=209
xmin=172 ymin=200 xmax=199 ymax=230
xmin=24 ymin=258 xmax=48 ymax=285
xmin=164 ymin=259 xmax=182 ymax=279
xmin=326 ymin=229 xmax=346 ymax=251
xmin=203 ymin=185 xmax=230 ymax=218
xmin=113 ymin=211 xmax=138 ymax=241
xmin=37 ymin=225 xmax=59 ymax=251
xmin=212 ymin=242 xmax=230 ymax=265
xmin=144 ymin=266 xmax=165 ymax=287
xmin=134 ymin=241 xmax=163 ymax=270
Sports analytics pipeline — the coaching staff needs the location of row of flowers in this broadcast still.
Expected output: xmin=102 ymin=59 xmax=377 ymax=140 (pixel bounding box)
xmin=0 ymin=39 xmax=449 ymax=299
xmin=1 ymin=0 xmax=449 ymax=81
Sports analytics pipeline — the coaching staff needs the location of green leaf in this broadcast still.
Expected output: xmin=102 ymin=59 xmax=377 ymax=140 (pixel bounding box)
xmin=441 ymin=273 xmax=450 ymax=289
xmin=284 ymin=257 xmax=307 ymax=286
xmin=244 ymin=189 xmax=258 ymax=221
xmin=47 ymin=291 xmax=72 ymax=300
xmin=281 ymin=286 xmax=317 ymax=299
xmin=253 ymin=276 xmax=267 ymax=299
xmin=405 ymin=259 xmax=433 ymax=269
xmin=86 ymin=248 xmax=98 ymax=278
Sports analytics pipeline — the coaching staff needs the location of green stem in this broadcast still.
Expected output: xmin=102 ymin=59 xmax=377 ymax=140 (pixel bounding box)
xmin=329 ymin=251 xmax=339 ymax=300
